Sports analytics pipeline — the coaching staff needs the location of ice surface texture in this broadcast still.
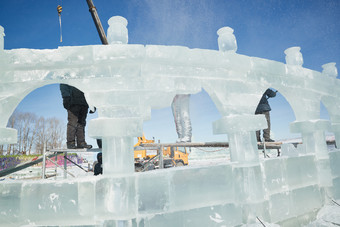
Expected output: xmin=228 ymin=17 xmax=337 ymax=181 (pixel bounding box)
xmin=2 ymin=157 xmax=340 ymax=226
xmin=0 ymin=17 xmax=340 ymax=226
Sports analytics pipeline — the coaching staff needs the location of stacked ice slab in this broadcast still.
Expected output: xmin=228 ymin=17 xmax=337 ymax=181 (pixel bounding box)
xmin=1 ymin=150 xmax=340 ymax=226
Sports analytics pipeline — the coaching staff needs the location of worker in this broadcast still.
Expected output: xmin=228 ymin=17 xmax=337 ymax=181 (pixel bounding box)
xmin=94 ymin=152 xmax=103 ymax=175
xmin=60 ymin=84 xmax=93 ymax=149
xmin=255 ymin=88 xmax=277 ymax=142
xmin=171 ymin=94 xmax=192 ymax=143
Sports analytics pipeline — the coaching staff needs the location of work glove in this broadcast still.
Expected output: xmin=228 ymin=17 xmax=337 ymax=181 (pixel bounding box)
xmin=63 ymin=97 xmax=71 ymax=110
xmin=89 ymin=106 xmax=97 ymax=114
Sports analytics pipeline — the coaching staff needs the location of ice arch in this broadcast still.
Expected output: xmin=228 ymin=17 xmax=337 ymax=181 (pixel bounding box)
xmin=1 ymin=37 xmax=339 ymax=168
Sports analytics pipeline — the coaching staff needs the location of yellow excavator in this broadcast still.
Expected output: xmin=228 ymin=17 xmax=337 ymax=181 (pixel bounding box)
xmin=134 ymin=135 xmax=189 ymax=172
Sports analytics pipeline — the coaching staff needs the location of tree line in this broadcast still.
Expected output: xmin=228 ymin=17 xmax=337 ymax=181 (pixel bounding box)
xmin=0 ymin=111 xmax=65 ymax=155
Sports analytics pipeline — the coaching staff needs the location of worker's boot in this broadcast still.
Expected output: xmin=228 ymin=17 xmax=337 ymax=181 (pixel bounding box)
xmin=67 ymin=141 xmax=77 ymax=149
xmin=265 ymin=138 xmax=275 ymax=142
xmin=77 ymin=141 xmax=93 ymax=149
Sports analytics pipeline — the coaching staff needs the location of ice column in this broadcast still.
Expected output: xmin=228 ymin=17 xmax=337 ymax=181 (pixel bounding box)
xmin=88 ymin=104 xmax=143 ymax=176
xmin=107 ymin=16 xmax=128 ymax=44
xmin=212 ymin=27 xmax=264 ymax=164
xmin=217 ymin=27 xmax=237 ymax=52
xmin=213 ymin=115 xmax=266 ymax=164
xmin=322 ymin=63 xmax=340 ymax=145
xmin=88 ymin=17 xmax=143 ymax=177
xmin=0 ymin=25 xmax=4 ymax=50
xmin=285 ymin=48 xmax=333 ymax=186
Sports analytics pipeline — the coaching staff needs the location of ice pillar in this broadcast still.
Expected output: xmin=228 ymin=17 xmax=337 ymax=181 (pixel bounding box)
xmin=321 ymin=63 xmax=340 ymax=146
xmin=213 ymin=114 xmax=267 ymax=164
xmin=290 ymin=120 xmax=333 ymax=187
xmin=0 ymin=25 xmax=4 ymax=50
xmin=89 ymin=117 xmax=142 ymax=175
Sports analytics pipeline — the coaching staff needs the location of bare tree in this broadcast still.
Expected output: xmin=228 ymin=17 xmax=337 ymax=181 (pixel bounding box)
xmin=1 ymin=111 xmax=65 ymax=155
xmin=35 ymin=116 xmax=65 ymax=154
xmin=35 ymin=116 xmax=48 ymax=155
xmin=47 ymin=118 xmax=64 ymax=150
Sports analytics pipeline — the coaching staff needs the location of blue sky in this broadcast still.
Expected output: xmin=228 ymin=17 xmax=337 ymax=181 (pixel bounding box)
xmin=1 ymin=0 xmax=339 ymax=145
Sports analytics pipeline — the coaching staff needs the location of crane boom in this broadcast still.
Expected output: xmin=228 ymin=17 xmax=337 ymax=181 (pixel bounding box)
xmin=86 ymin=0 xmax=108 ymax=45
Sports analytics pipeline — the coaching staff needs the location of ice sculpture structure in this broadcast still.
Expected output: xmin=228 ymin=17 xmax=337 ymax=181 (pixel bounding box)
xmin=1 ymin=16 xmax=340 ymax=226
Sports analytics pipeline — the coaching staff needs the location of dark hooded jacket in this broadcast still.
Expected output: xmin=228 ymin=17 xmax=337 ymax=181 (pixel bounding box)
xmin=60 ymin=84 xmax=88 ymax=108
xmin=255 ymin=89 xmax=276 ymax=114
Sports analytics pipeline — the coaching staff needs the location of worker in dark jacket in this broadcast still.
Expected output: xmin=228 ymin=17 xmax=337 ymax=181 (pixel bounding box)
xmin=94 ymin=152 xmax=102 ymax=175
xmin=255 ymin=88 xmax=277 ymax=142
xmin=60 ymin=84 xmax=92 ymax=149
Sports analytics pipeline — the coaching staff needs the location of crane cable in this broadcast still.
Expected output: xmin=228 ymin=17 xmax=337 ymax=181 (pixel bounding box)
xmin=57 ymin=4 xmax=63 ymax=42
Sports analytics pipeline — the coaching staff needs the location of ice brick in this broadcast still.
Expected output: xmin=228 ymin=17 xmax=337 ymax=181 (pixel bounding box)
xmin=263 ymin=158 xmax=288 ymax=194
xmin=0 ymin=182 xmax=22 ymax=224
xmin=280 ymin=144 xmax=299 ymax=157
xmin=21 ymin=180 xmax=79 ymax=222
xmin=95 ymin=176 xmax=137 ymax=219
xmin=78 ymin=180 xmax=96 ymax=217
xmin=169 ymin=164 xmax=234 ymax=210
xmin=242 ymin=201 xmax=271 ymax=224
xmin=137 ymin=170 xmax=171 ymax=213
xmin=269 ymin=190 xmax=294 ymax=223
xmin=141 ymin=203 xmax=242 ymax=227
xmin=86 ymin=91 xmax=141 ymax=107
xmin=329 ymin=150 xmax=340 ymax=177
xmin=291 ymin=185 xmax=322 ymax=217
xmin=315 ymin=158 xmax=333 ymax=187
xmin=0 ymin=127 xmax=17 ymax=145
xmin=233 ymin=164 xmax=264 ymax=203
xmin=286 ymin=155 xmax=318 ymax=187
xmin=332 ymin=176 xmax=340 ymax=200
xmin=88 ymin=118 xmax=143 ymax=137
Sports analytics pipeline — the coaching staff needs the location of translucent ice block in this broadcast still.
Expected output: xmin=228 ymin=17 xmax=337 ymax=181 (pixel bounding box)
xmin=269 ymin=191 xmax=294 ymax=223
xmin=286 ymin=155 xmax=318 ymax=188
xmin=332 ymin=177 xmax=340 ymax=200
xmin=21 ymin=180 xmax=79 ymax=223
xmin=169 ymin=164 xmax=234 ymax=211
xmin=78 ymin=180 xmax=96 ymax=217
xmin=233 ymin=164 xmax=264 ymax=203
xmin=88 ymin=118 xmax=143 ymax=137
xmin=95 ymin=176 xmax=136 ymax=219
xmin=263 ymin=158 xmax=288 ymax=194
xmin=329 ymin=150 xmax=340 ymax=177
xmin=137 ymin=170 xmax=171 ymax=213
xmin=280 ymin=144 xmax=299 ymax=157
xmin=0 ymin=127 xmax=17 ymax=144
xmin=291 ymin=185 xmax=322 ymax=217
xmin=0 ymin=182 xmax=22 ymax=224
xmin=141 ymin=203 xmax=243 ymax=227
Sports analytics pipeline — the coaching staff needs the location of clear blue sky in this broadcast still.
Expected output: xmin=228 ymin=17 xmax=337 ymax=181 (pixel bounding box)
xmin=0 ymin=0 xmax=339 ymax=146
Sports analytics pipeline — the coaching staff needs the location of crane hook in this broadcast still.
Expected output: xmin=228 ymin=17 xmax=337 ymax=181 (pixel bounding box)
xmin=57 ymin=5 xmax=63 ymax=42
